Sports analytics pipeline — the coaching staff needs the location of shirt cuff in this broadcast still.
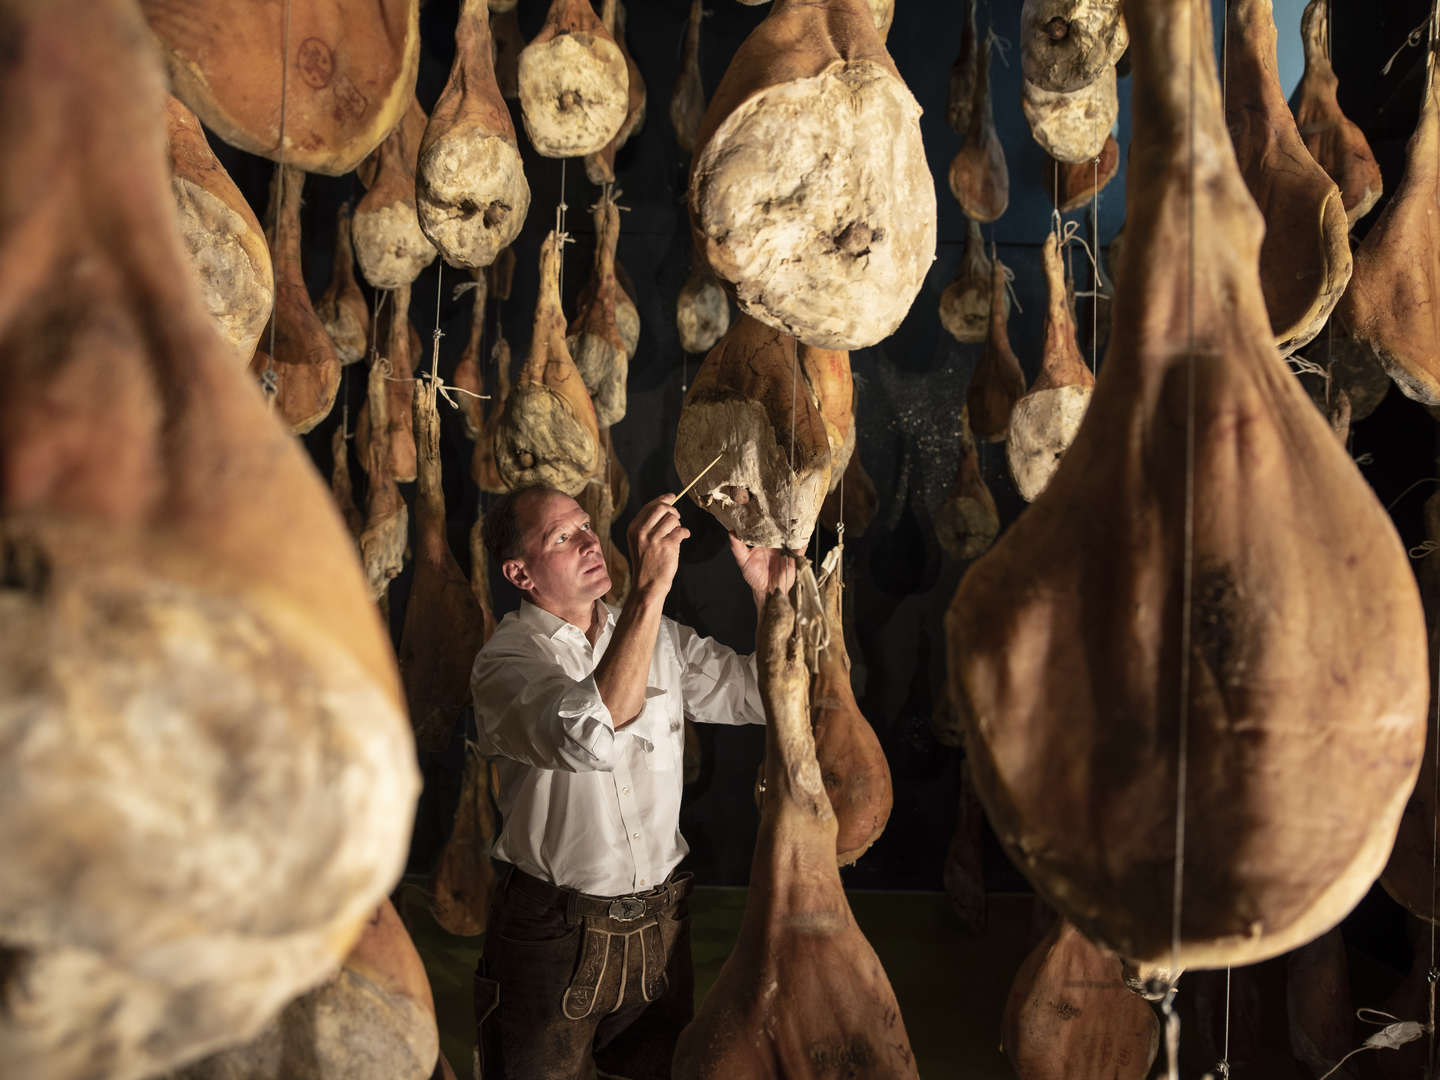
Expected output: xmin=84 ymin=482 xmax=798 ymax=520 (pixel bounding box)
xmin=555 ymin=677 xmax=619 ymax=765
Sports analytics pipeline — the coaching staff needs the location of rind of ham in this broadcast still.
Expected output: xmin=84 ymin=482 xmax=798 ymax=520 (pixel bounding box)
xmin=494 ymin=231 xmax=601 ymax=495
xmin=516 ymin=0 xmax=630 ymax=158
xmin=1001 ymin=917 xmax=1159 ymax=1080
xmin=165 ymin=94 xmax=273 ymax=365
xmin=140 ymin=0 xmax=420 ymax=175
xmin=251 ymin=165 xmax=341 ymax=434
xmin=566 ymin=192 xmax=630 ymax=426
xmin=162 ymin=900 xmax=439 ymax=1080
xmin=315 ymin=202 xmax=370 ymax=366
xmin=417 ymin=0 xmax=530 ymax=270
xmin=945 ymin=0 xmax=1427 ymax=970
xmin=354 ymin=97 xmax=438 ymax=292
xmin=1006 ymin=230 xmax=1095 ymax=502
xmin=1292 ymin=0 xmax=1382 ymax=225
xmin=967 ymin=251 xmax=1026 ymax=442
xmin=1020 ymin=0 xmax=1128 ymax=93
xmin=671 ymin=0 xmax=706 ymax=153
xmin=0 ymin=3 xmax=417 ymax=1075
xmin=690 ymin=0 xmax=937 ymax=350
xmin=933 ymin=404 xmax=998 ymax=561
xmin=940 ymin=218 xmax=1006 ymax=344
xmin=674 ymin=315 xmax=831 ymax=549
xmin=1334 ymin=40 xmax=1440 ymax=404
xmin=948 ymin=27 xmax=1009 ymax=223
xmin=1022 ymin=65 xmax=1118 ymax=164
xmin=585 ymin=0 xmax=647 ymax=184
xmin=672 ymin=584 xmax=918 ymax=1079
xmin=1225 ymin=0 xmax=1351 ymax=353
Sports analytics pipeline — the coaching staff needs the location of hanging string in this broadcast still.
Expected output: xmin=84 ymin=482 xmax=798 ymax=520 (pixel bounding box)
xmin=1381 ymin=17 xmax=1432 ymax=77
xmin=261 ymin=0 xmax=295 ymax=405
xmin=556 ymin=158 xmax=570 ymax=302
xmin=1161 ymin=0 xmax=1204 ymax=1073
xmin=1052 ymin=212 xmax=1106 ymax=299
xmin=1089 ymin=167 xmax=1100 ymax=374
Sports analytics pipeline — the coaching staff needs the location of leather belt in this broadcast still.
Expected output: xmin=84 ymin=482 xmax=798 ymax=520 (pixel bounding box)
xmin=498 ymin=862 xmax=691 ymax=924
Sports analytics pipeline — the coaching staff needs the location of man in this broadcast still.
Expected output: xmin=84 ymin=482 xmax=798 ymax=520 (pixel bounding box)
xmin=470 ymin=484 xmax=794 ymax=1080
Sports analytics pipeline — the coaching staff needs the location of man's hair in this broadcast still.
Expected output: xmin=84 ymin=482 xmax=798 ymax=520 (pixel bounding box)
xmin=483 ymin=485 xmax=560 ymax=562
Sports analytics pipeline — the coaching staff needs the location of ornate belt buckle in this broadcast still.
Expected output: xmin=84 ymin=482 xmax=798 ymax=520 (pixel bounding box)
xmin=608 ymin=896 xmax=646 ymax=921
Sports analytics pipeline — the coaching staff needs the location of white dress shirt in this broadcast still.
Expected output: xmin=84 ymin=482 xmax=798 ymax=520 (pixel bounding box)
xmin=470 ymin=598 xmax=765 ymax=897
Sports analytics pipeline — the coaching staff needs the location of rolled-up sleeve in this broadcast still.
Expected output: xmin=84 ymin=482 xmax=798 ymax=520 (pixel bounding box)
xmin=671 ymin=622 xmax=766 ymax=726
xmin=471 ymin=641 xmax=627 ymax=771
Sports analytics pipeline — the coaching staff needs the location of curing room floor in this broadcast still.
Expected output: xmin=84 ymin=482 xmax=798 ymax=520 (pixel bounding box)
xmin=397 ymin=885 xmax=1035 ymax=1078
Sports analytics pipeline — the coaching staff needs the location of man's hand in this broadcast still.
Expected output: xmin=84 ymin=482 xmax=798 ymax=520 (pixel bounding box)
xmin=728 ymin=534 xmax=798 ymax=599
xmin=628 ymin=494 xmax=690 ymax=600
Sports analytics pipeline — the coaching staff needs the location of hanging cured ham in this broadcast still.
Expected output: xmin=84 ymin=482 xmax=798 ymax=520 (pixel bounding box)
xmin=354 ymin=97 xmax=437 ymax=292
xmin=399 ymin=376 xmax=495 ymax=758
xmin=802 ymin=345 xmax=856 ymax=491
xmin=1045 ymin=135 xmax=1119 ymax=211
xmin=677 ymin=258 xmax=731 ymax=354
xmin=1022 ymin=66 xmax=1118 ymax=164
xmin=250 ymin=165 xmax=341 ymax=434
xmin=940 ymin=219 xmax=1005 ymax=344
xmin=315 ymin=204 xmax=369 ymax=366
xmin=934 ymin=405 xmax=998 ymax=560
xmin=567 ymin=192 xmax=630 ymax=426
xmin=166 ymin=94 xmax=273 ymax=365
xmin=1002 ymin=917 xmax=1159 ymax=1080
xmin=672 ymin=0 xmax=706 ymax=153
xmin=690 ymin=0 xmax=936 ymax=349
xmin=451 ymin=270 xmax=489 ymax=439
xmin=1225 ymin=0 xmax=1351 ymax=353
xmin=432 ymin=743 xmax=500 ymax=937
xmin=941 ymin=762 xmax=987 ymax=934
xmin=517 ymin=0 xmax=630 ymax=158
xmin=812 ymin=552 xmax=892 ymax=865
xmin=967 ymin=251 xmax=1026 ymax=443
xmin=1007 ymin=230 xmax=1094 ymax=502
xmin=946 ymin=0 xmax=1427 ymax=971
xmin=417 ymin=0 xmax=530 ymax=270
xmin=164 ymin=900 xmax=440 ymax=1080
xmin=140 ymin=0 xmax=419 ymax=175
xmin=473 ymin=336 xmax=512 ymax=494
xmin=1293 ymin=0 xmax=1382 ymax=225
xmin=330 ymin=425 xmax=365 ymax=538
xmin=948 ymin=25 xmax=1009 ymax=223
xmin=1020 ymin=0 xmax=1128 ymax=93
xmin=674 ymin=315 xmax=832 ymax=549
xmin=357 ymin=288 xmax=420 ymax=484
xmin=946 ymin=0 xmax=979 ymax=135
xmin=585 ymin=0 xmax=647 ymax=184
xmin=359 ymin=351 xmax=410 ymax=598
xmin=0 ymin=3 xmax=417 ymax=1076
xmin=495 ymin=231 xmax=600 ymax=495
xmin=1334 ymin=36 xmax=1440 ymax=404
xmin=672 ymin=587 xmax=918 ymax=1079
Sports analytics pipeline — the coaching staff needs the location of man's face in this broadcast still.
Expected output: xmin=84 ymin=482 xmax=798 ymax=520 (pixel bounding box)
xmin=504 ymin=491 xmax=611 ymax=610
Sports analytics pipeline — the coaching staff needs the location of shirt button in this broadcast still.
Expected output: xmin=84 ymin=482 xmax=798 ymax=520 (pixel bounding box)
xmin=632 ymin=831 xmax=641 ymax=839
xmin=640 ymin=878 xmax=648 ymax=886
xmin=621 ymin=786 xmax=631 ymax=795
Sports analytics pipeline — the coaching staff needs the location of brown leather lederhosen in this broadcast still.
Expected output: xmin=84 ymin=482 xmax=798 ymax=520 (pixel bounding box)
xmin=474 ymin=861 xmax=695 ymax=1080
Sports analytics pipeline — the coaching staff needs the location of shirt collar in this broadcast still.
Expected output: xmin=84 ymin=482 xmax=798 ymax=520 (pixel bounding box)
xmin=517 ymin=597 xmax=617 ymax=641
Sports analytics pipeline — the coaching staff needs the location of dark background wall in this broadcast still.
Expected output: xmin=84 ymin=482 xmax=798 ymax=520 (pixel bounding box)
xmin=211 ymin=0 xmax=1440 ymax=923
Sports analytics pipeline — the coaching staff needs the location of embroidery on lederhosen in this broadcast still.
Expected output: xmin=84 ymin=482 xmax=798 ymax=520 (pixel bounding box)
xmin=639 ymin=918 xmax=667 ymax=1002
xmin=562 ymin=919 xmax=668 ymax=1019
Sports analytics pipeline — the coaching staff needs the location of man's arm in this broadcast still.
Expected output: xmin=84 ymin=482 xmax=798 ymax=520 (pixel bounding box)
xmin=593 ymin=494 xmax=689 ymax=728
xmin=471 ymin=642 xmax=627 ymax=771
